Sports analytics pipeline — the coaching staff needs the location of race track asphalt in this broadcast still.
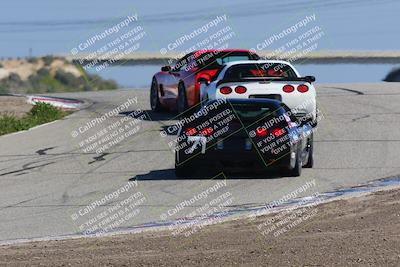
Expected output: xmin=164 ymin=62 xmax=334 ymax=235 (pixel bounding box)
xmin=1 ymin=83 xmax=399 ymax=243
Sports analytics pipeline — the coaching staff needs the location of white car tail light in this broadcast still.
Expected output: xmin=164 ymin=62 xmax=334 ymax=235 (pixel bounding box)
xmin=297 ymin=84 xmax=309 ymax=93
xmin=220 ymin=86 xmax=232 ymax=94
xmin=234 ymin=86 xmax=247 ymax=94
xmin=282 ymin=84 xmax=295 ymax=93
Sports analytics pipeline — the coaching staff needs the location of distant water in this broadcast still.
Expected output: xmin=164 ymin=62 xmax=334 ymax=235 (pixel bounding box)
xmin=88 ymin=65 xmax=160 ymax=88
xmin=88 ymin=64 xmax=399 ymax=89
xmin=295 ymin=64 xmax=397 ymax=84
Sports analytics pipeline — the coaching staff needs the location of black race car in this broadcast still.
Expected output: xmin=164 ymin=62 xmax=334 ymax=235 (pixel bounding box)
xmin=174 ymin=98 xmax=314 ymax=177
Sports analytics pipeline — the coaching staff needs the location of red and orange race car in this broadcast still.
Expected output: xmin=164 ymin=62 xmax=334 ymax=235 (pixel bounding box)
xmin=150 ymin=49 xmax=259 ymax=113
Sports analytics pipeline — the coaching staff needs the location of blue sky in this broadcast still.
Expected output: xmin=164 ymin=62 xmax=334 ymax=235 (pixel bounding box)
xmin=0 ymin=0 xmax=399 ymax=57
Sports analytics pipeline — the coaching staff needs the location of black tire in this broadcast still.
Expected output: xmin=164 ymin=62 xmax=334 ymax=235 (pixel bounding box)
xmin=177 ymin=83 xmax=188 ymax=115
xmin=175 ymin=150 xmax=193 ymax=178
xmin=310 ymin=117 xmax=318 ymax=128
xmin=286 ymin=149 xmax=302 ymax=177
xmin=304 ymin=136 xmax=314 ymax=168
xmin=175 ymin=163 xmax=192 ymax=178
xmin=150 ymin=77 xmax=162 ymax=112
xmin=311 ymin=105 xmax=319 ymax=128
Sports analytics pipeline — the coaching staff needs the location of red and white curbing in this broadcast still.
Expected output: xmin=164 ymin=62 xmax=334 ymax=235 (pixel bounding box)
xmin=27 ymin=95 xmax=84 ymax=110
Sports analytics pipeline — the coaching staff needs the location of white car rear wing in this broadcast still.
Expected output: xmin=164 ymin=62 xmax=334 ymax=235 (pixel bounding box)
xmin=215 ymin=76 xmax=316 ymax=87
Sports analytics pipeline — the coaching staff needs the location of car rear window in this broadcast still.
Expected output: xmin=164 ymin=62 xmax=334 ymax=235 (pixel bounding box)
xmin=195 ymin=52 xmax=257 ymax=70
xmin=231 ymin=104 xmax=276 ymax=120
xmin=224 ymin=63 xmax=297 ymax=79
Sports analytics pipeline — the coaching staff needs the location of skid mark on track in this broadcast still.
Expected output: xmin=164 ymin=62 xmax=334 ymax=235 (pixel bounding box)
xmin=0 ymin=161 xmax=55 ymax=177
xmin=325 ymin=86 xmax=364 ymax=95
xmin=0 ymin=194 xmax=49 ymax=211
xmin=88 ymin=153 xmax=109 ymax=164
xmin=352 ymin=114 xmax=370 ymax=122
xmin=36 ymin=147 xmax=55 ymax=155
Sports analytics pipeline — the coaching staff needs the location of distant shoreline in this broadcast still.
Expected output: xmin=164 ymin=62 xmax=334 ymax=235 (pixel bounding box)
xmin=63 ymin=51 xmax=400 ymax=65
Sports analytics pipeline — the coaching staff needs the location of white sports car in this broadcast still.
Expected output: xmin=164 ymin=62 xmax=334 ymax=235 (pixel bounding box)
xmin=199 ymin=60 xmax=317 ymax=126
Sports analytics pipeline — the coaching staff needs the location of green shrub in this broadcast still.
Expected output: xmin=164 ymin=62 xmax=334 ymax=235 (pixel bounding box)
xmin=8 ymin=73 xmax=22 ymax=83
xmin=55 ymin=70 xmax=80 ymax=87
xmin=0 ymin=115 xmax=24 ymax=135
xmin=28 ymin=70 xmax=65 ymax=93
xmin=87 ymin=74 xmax=118 ymax=90
xmin=0 ymin=86 xmax=8 ymax=94
xmin=27 ymin=57 xmax=39 ymax=64
xmin=37 ymin=68 xmax=50 ymax=77
xmin=0 ymin=73 xmax=25 ymax=92
xmin=83 ymin=84 xmax=93 ymax=91
xmin=0 ymin=102 xmax=67 ymax=135
xmin=29 ymin=102 xmax=65 ymax=122
xmin=46 ymin=76 xmax=65 ymax=92
xmin=42 ymin=55 xmax=54 ymax=66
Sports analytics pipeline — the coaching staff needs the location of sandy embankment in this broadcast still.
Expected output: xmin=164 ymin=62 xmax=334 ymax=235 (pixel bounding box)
xmin=0 ymin=188 xmax=399 ymax=266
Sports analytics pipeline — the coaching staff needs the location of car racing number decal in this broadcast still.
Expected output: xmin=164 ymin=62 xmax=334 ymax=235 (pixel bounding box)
xmin=186 ymin=136 xmax=207 ymax=154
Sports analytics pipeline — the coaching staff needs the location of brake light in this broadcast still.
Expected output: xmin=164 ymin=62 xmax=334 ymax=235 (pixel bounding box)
xmin=282 ymin=85 xmax=294 ymax=93
xmin=272 ymin=128 xmax=285 ymax=137
xmin=185 ymin=127 xmax=197 ymax=136
xmin=234 ymin=86 xmax=247 ymax=94
xmin=297 ymin=84 xmax=309 ymax=93
xmin=220 ymin=86 xmax=232 ymax=95
xmin=200 ymin=127 xmax=213 ymax=137
xmin=255 ymin=127 xmax=268 ymax=137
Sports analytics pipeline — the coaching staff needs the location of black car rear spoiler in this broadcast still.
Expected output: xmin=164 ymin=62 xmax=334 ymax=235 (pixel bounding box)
xmin=216 ymin=76 xmax=316 ymax=87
